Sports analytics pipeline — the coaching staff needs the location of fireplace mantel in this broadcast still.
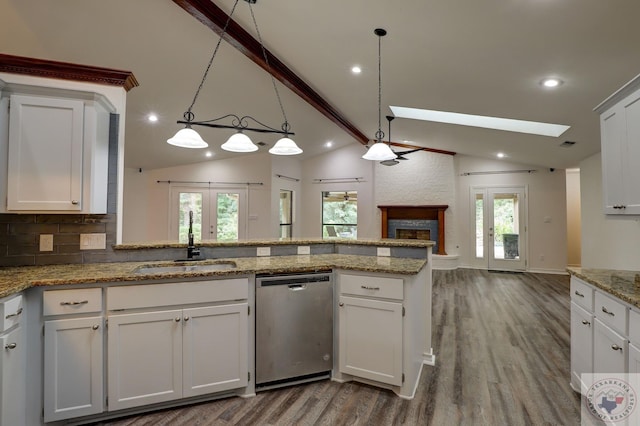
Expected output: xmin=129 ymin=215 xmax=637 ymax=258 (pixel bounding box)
xmin=378 ymin=205 xmax=448 ymax=255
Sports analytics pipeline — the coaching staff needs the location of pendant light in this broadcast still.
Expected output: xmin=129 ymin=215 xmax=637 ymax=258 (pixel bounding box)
xmin=363 ymin=28 xmax=397 ymax=161
xmin=167 ymin=0 xmax=302 ymax=156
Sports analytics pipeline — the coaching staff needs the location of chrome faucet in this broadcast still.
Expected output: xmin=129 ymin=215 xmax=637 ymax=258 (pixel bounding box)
xmin=186 ymin=210 xmax=200 ymax=259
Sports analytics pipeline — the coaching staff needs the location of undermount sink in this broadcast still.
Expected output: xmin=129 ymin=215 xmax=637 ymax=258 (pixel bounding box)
xmin=134 ymin=261 xmax=237 ymax=275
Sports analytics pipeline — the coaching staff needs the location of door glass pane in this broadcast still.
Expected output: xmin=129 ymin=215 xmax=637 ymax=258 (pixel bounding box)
xmin=492 ymin=193 xmax=519 ymax=260
xmin=216 ymin=193 xmax=239 ymax=240
xmin=475 ymin=194 xmax=484 ymax=258
xmin=279 ymin=190 xmax=293 ymax=239
xmin=179 ymin=193 xmax=202 ymax=243
xmin=322 ymin=191 xmax=357 ymax=239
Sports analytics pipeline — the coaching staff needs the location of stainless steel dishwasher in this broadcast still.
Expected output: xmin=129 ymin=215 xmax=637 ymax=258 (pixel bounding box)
xmin=255 ymin=272 xmax=333 ymax=389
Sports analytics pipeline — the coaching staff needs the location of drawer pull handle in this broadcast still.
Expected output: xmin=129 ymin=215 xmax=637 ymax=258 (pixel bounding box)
xmin=602 ymin=306 xmax=615 ymax=316
xmin=4 ymin=343 xmax=17 ymax=350
xmin=574 ymin=291 xmax=585 ymax=298
xmin=361 ymin=286 xmax=380 ymax=291
xmin=92 ymin=324 xmax=100 ymax=330
xmin=611 ymin=344 xmax=623 ymax=351
xmin=60 ymin=300 xmax=89 ymax=306
xmin=581 ymin=320 xmax=591 ymax=326
xmin=5 ymin=307 xmax=23 ymax=319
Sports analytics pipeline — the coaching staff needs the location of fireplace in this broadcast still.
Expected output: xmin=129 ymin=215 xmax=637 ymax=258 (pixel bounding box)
xmin=378 ymin=205 xmax=448 ymax=255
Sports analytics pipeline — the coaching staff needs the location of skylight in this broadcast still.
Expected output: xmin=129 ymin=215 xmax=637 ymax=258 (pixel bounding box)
xmin=390 ymin=106 xmax=570 ymax=137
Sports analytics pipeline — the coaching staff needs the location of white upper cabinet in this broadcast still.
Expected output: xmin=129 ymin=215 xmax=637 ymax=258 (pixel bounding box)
xmin=1 ymin=88 xmax=112 ymax=214
xmin=595 ymin=74 xmax=640 ymax=215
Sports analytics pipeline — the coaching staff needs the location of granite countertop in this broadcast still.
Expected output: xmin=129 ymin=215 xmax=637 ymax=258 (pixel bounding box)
xmin=0 ymin=254 xmax=427 ymax=299
xmin=114 ymin=238 xmax=435 ymax=250
xmin=567 ymin=267 xmax=640 ymax=308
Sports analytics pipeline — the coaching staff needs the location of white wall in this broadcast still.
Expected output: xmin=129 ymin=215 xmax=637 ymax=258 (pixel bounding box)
xmin=375 ymin=150 xmax=457 ymax=252
xmin=566 ymin=169 xmax=582 ymax=267
xmin=122 ymin=167 xmax=148 ymax=242
xmin=300 ymin=144 xmax=375 ymax=238
xmin=580 ymin=153 xmax=640 ymax=269
xmin=455 ymin=155 xmax=568 ymax=273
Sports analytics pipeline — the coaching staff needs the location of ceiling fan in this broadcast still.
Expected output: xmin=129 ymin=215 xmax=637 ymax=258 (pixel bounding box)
xmin=380 ymin=116 xmax=425 ymax=166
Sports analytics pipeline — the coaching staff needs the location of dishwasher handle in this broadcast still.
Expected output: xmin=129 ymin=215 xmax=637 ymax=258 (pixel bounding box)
xmin=288 ymin=284 xmax=307 ymax=291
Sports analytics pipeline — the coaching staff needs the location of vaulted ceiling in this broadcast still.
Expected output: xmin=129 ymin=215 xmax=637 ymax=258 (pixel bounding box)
xmin=2 ymin=0 xmax=640 ymax=170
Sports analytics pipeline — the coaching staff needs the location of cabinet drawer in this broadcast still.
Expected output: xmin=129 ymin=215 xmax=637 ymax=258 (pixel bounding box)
xmin=629 ymin=309 xmax=640 ymax=346
xmin=0 ymin=294 xmax=23 ymax=332
xmin=107 ymin=279 xmax=249 ymax=311
xmin=570 ymin=277 xmax=594 ymax=311
xmin=595 ymin=291 xmax=628 ymax=335
xmin=340 ymin=274 xmax=403 ymax=300
xmin=43 ymin=288 xmax=103 ymax=316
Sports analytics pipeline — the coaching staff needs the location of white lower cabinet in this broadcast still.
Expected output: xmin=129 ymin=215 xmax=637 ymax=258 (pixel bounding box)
xmin=570 ymin=301 xmax=593 ymax=393
xmin=43 ymin=316 xmax=104 ymax=422
xmin=629 ymin=343 xmax=640 ymax=374
xmin=107 ymin=303 xmax=248 ymax=411
xmin=1 ymin=326 xmax=24 ymax=426
xmin=593 ymin=318 xmax=627 ymax=374
xmin=338 ymin=296 xmax=403 ymax=386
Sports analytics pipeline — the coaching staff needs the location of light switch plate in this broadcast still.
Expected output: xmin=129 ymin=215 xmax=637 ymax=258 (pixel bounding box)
xmin=40 ymin=234 xmax=54 ymax=252
xmin=377 ymin=247 xmax=391 ymax=257
xmin=80 ymin=233 xmax=106 ymax=250
xmin=297 ymin=246 xmax=311 ymax=255
xmin=257 ymin=247 xmax=271 ymax=257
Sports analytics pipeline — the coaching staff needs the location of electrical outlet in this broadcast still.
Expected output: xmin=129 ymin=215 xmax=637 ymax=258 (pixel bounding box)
xmin=40 ymin=234 xmax=54 ymax=252
xmin=297 ymin=246 xmax=311 ymax=255
xmin=377 ymin=247 xmax=391 ymax=257
xmin=80 ymin=233 xmax=106 ymax=250
xmin=539 ymin=254 xmax=545 ymax=261
xmin=257 ymin=247 xmax=271 ymax=257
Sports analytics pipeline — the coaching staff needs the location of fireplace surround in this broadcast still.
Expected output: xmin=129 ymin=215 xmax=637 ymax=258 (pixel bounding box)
xmin=378 ymin=205 xmax=448 ymax=255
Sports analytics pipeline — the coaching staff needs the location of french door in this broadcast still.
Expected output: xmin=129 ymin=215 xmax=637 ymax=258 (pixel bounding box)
xmin=170 ymin=186 xmax=247 ymax=242
xmin=471 ymin=186 xmax=527 ymax=271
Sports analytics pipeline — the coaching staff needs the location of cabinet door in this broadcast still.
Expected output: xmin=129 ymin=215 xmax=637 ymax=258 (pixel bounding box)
xmin=570 ymin=302 xmax=593 ymax=394
xmin=108 ymin=310 xmax=183 ymax=411
xmin=629 ymin=343 xmax=640 ymax=375
xmin=1 ymin=326 xmax=25 ymax=426
xmin=338 ymin=296 xmax=403 ymax=386
xmin=621 ymin=92 xmax=640 ymax=214
xmin=8 ymin=95 xmax=84 ymax=211
xmin=183 ymin=303 xmax=248 ymax=397
xmin=594 ymin=318 xmax=627 ymax=374
xmin=44 ymin=317 xmax=103 ymax=422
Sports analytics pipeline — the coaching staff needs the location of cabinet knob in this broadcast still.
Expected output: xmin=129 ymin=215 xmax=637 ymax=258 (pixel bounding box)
xmin=71 ymin=200 xmax=79 ymax=205
xmin=92 ymin=324 xmax=100 ymax=330
xmin=581 ymin=320 xmax=591 ymax=326
xmin=611 ymin=344 xmax=623 ymax=351
xmin=175 ymin=317 xmax=181 ymax=322
xmin=4 ymin=343 xmax=17 ymax=350
xmin=339 ymin=302 xmax=344 ymax=307
xmin=184 ymin=316 xmax=190 ymax=322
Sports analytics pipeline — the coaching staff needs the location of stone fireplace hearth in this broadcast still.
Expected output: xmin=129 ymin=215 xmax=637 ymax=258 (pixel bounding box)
xmin=378 ymin=205 xmax=448 ymax=255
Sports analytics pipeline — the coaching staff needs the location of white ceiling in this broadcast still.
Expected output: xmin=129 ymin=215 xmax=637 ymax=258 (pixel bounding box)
xmin=2 ymin=0 xmax=640 ymax=170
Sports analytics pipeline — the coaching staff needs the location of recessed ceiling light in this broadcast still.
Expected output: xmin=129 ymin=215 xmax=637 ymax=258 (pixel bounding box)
xmin=541 ymin=78 xmax=563 ymax=88
xmin=147 ymin=113 xmax=158 ymax=122
xmin=205 ymin=151 xmax=213 ymax=157
xmin=390 ymin=106 xmax=570 ymax=137
xmin=351 ymin=66 xmax=362 ymax=74
xmin=497 ymin=152 xmax=505 ymax=158
xmin=325 ymin=141 xmax=333 ymax=148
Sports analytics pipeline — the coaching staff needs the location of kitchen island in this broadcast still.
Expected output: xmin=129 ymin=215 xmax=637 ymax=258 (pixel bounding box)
xmin=0 ymin=238 xmax=434 ymax=426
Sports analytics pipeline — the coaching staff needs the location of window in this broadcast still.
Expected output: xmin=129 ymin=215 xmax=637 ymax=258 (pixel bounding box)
xmin=170 ymin=186 xmax=247 ymax=243
xmin=322 ymin=191 xmax=357 ymax=239
xmin=279 ymin=190 xmax=293 ymax=239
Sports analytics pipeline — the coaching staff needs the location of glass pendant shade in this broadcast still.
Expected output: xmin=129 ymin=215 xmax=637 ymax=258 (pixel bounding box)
xmin=221 ymin=131 xmax=259 ymax=152
xmin=167 ymin=128 xmax=208 ymax=149
xmin=362 ymin=142 xmax=397 ymax=161
xmin=269 ymin=137 xmax=303 ymax=155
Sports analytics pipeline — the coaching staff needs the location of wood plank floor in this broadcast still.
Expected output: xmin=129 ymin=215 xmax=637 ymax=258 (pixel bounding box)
xmin=93 ymin=269 xmax=581 ymax=426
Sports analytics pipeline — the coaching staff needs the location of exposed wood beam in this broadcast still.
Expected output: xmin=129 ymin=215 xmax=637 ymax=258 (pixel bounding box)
xmin=0 ymin=53 xmax=139 ymax=91
xmin=388 ymin=141 xmax=456 ymax=156
xmin=172 ymin=0 xmax=370 ymax=145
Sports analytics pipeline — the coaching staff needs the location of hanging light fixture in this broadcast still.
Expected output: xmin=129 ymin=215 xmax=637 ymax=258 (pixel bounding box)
xmin=363 ymin=28 xmax=397 ymax=162
xmin=380 ymin=115 xmax=400 ymax=166
xmin=167 ymin=0 xmax=302 ymax=156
